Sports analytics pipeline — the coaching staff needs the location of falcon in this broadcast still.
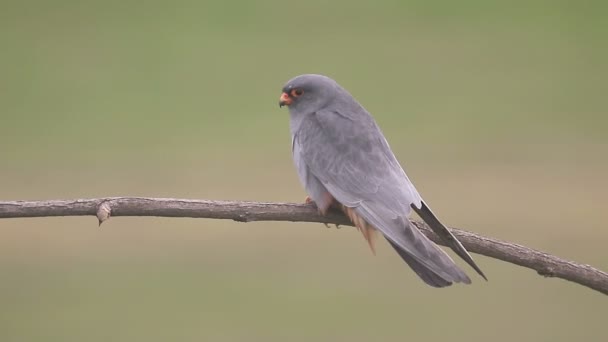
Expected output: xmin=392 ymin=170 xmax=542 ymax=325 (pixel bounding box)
xmin=279 ymin=74 xmax=486 ymax=287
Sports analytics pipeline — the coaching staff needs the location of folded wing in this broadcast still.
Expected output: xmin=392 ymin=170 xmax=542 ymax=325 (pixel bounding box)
xmin=295 ymin=108 xmax=475 ymax=285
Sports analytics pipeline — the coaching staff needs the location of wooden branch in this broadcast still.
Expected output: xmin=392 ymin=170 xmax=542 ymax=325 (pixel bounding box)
xmin=1 ymin=197 xmax=606 ymax=295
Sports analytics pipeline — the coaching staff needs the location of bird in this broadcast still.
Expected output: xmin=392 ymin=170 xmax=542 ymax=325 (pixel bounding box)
xmin=279 ymin=74 xmax=486 ymax=287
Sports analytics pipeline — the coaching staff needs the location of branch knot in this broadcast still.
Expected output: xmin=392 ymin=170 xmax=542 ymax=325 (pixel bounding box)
xmin=96 ymin=201 xmax=112 ymax=226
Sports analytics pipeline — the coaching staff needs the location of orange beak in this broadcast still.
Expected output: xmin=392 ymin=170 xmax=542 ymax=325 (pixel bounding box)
xmin=279 ymin=92 xmax=292 ymax=107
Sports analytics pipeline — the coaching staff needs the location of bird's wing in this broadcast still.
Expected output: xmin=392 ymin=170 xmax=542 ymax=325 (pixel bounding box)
xmin=412 ymin=201 xmax=487 ymax=280
xmin=296 ymin=108 xmax=471 ymax=283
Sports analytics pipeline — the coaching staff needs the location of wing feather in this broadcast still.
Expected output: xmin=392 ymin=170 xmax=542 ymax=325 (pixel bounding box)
xmin=295 ymin=108 xmax=471 ymax=284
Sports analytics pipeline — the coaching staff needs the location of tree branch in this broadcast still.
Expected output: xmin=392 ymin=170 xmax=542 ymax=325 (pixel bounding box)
xmin=1 ymin=197 xmax=606 ymax=295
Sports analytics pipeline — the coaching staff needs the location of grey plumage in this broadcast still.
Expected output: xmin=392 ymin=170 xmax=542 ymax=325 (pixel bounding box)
xmin=280 ymin=74 xmax=485 ymax=287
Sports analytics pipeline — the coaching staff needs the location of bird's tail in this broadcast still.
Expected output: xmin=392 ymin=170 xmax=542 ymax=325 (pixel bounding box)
xmin=350 ymin=204 xmax=473 ymax=287
xmin=411 ymin=201 xmax=487 ymax=281
xmin=386 ymin=238 xmax=469 ymax=287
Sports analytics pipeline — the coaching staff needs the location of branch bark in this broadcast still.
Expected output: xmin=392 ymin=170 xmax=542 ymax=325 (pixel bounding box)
xmin=1 ymin=197 xmax=606 ymax=295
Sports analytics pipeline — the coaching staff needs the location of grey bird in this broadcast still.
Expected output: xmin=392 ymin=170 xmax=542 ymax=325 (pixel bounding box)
xmin=279 ymin=74 xmax=486 ymax=287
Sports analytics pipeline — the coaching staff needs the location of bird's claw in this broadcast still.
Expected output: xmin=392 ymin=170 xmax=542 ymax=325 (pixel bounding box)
xmin=305 ymin=196 xmax=324 ymax=215
xmin=305 ymin=196 xmax=337 ymax=228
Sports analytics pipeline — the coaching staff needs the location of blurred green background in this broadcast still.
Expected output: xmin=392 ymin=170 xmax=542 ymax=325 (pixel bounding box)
xmin=1 ymin=0 xmax=607 ymax=341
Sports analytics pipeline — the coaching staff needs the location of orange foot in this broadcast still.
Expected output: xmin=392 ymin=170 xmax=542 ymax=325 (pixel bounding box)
xmin=304 ymin=196 xmax=331 ymax=228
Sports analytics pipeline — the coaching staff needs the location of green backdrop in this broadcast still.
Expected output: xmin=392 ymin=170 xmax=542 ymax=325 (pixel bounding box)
xmin=1 ymin=1 xmax=606 ymax=341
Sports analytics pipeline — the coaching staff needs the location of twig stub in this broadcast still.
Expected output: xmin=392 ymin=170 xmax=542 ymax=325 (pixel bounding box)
xmin=96 ymin=201 xmax=112 ymax=226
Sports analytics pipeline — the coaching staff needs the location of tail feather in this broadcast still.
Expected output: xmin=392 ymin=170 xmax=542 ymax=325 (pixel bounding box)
xmin=412 ymin=201 xmax=488 ymax=281
xmin=341 ymin=203 xmax=473 ymax=287
xmin=386 ymin=238 xmax=467 ymax=287
xmin=342 ymin=205 xmax=378 ymax=255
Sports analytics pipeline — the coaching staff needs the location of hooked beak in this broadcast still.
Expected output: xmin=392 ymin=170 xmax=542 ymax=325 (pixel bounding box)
xmin=279 ymin=92 xmax=292 ymax=107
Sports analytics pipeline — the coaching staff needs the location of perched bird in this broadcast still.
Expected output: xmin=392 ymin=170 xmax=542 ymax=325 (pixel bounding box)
xmin=279 ymin=74 xmax=486 ymax=287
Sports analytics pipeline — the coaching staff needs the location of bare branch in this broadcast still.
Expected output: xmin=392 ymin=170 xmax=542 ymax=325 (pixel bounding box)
xmin=1 ymin=197 xmax=606 ymax=295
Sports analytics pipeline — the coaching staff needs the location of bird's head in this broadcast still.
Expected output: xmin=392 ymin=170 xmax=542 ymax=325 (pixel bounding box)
xmin=279 ymin=74 xmax=342 ymax=114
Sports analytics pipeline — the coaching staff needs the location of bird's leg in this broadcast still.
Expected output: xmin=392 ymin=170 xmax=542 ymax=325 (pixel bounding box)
xmin=326 ymin=196 xmax=344 ymax=229
xmin=304 ymin=195 xmax=332 ymax=228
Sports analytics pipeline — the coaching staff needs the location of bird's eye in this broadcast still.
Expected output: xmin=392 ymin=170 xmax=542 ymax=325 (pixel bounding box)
xmin=290 ymin=88 xmax=304 ymax=97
